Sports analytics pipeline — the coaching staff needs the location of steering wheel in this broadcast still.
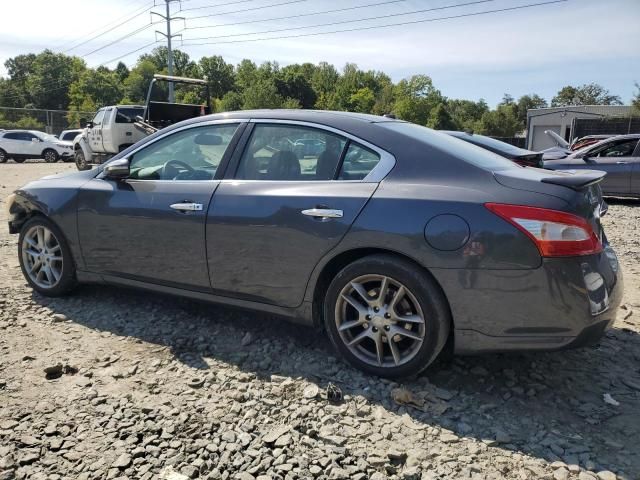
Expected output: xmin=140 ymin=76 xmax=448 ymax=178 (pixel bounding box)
xmin=161 ymin=160 xmax=194 ymax=180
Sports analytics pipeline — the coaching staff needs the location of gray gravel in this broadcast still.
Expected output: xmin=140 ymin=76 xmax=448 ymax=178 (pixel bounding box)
xmin=1 ymin=163 xmax=639 ymax=480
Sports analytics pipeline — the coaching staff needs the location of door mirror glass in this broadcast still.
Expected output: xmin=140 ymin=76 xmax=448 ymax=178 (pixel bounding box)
xmin=85 ymin=121 xmax=93 ymax=129
xmin=104 ymin=158 xmax=130 ymax=179
xmin=31 ymin=138 xmax=39 ymax=143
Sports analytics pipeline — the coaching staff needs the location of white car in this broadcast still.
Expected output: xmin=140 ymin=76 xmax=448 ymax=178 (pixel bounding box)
xmin=57 ymin=129 xmax=83 ymax=143
xmin=0 ymin=130 xmax=74 ymax=163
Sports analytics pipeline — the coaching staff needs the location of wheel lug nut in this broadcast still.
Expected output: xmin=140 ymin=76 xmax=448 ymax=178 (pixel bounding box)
xmin=384 ymin=325 xmax=390 ymax=331
xmin=372 ymin=327 xmax=378 ymax=332
xmin=384 ymin=313 xmax=391 ymax=319
xmin=373 ymin=307 xmax=379 ymax=312
xmin=365 ymin=314 xmax=371 ymax=320
xmin=363 ymin=323 xmax=369 ymax=329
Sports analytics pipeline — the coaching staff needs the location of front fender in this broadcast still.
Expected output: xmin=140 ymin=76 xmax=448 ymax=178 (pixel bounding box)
xmin=74 ymin=136 xmax=93 ymax=161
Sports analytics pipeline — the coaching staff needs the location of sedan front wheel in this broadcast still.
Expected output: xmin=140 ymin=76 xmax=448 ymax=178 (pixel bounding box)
xmin=18 ymin=217 xmax=77 ymax=296
xmin=324 ymin=254 xmax=450 ymax=378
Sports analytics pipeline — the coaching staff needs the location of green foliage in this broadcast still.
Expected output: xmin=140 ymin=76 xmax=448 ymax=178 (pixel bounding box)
xmin=478 ymin=104 xmax=522 ymax=137
xmin=199 ymin=55 xmax=235 ymax=99
xmin=349 ymin=88 xmax=375 ymax=113
xmin=219 ymin=91 xmax=243 ymax=112
xmin=123 ymin=59 xmax=157 ymax=103
xmin=427 ymin=103 xmax=457 ymax=130
xmin=0 ymin=113 xmax=44 ymax=130
xmin=551 ymin=83 xmax=622 ymax=107
xmin=632 ymin=82 xmax=640 ymax=112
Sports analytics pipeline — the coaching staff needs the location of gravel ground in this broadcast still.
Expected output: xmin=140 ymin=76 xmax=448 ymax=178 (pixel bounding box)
xmin=1 ymin=162 xmax=639 ymax=480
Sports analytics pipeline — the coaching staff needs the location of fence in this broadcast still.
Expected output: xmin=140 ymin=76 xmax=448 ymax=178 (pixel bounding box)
xmin=572 ymin=116 xmax=640 ymax=140
xmin=0 ymin=106 xmax=95 ymax=135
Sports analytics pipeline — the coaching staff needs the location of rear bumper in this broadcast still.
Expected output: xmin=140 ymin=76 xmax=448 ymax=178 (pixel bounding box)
xmin=430 ymin=245 xmax=623 ymax=354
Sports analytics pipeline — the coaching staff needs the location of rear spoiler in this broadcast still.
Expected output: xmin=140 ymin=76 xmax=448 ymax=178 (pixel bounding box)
xmin=540 ymin=169 xmax=606 ymax=190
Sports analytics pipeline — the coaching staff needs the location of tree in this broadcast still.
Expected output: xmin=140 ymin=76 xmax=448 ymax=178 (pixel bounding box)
xmin=478 ymin=104 xmax=521 ymax=137
xmin=219 ymin=91 xmax=243 ymax=112
xmin=275 ymin=66 xmax=316 ymax=108
xmin=515 ymin=94 xmax=547 ymax=126
xmin=199 ymin=55 xmax=235 ymax=99
xmin=123 ymin=59 xmax=157 ymax=103
xmin=551 ymin=83 xmax=622 ymax=107
xmin=632 ymin=82 xmax=640 ymax=112
xmin=242 ymin=79 xmax=283 ymax=109
xmin=393 ymin=74 xmax=443 ymax=125
xmin=447 ymin=99 xmax=489 ymax=132
xmin=349 ymin=87 xmax=375 ymax=113
xmin=427 ymin=103 xmax=457 ymax=130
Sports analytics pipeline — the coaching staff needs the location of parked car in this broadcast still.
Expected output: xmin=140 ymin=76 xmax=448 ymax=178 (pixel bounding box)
xmin=57 ymin=129 xmax=83 ymax=143
xmin=544 ymin=134 xmax=640 ymax=198
xmin=0 ymin=130 xmax=73 ymax=163
xmin=7 ymin=110 xmax=622 ymax=378
xmin=442 ymin=131 xmax=543 ymax=167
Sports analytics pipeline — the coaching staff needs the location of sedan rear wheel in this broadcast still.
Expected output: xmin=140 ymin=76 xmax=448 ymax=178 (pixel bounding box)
xmin=18 ymin=217 xmax=76 ymax=296
xmin=324 ymin=254 xmax=450 ymax=378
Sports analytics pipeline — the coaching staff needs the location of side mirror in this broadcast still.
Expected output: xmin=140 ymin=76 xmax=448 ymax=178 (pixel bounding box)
xmin=31 ymin=138 xmax=39 ymax=143
xmin=104 ymin=158 xmax=130 ymax=179
xmin=85 ymin=121 xmax=94 ymax=129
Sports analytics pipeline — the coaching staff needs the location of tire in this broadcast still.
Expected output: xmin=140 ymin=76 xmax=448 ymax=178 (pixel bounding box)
xmin=323 ymin=254 xmax=450 ymax=378
xmin=75 ymin=149 xmax=91 ymax=171
xmin=18 ymin=216 xmax=77 ymax=297
xmin=13 ymin=157 xmax=26 ymax=163
xmin=43 ymin=149 xmax=59 ymax=163
xmin=0 ymin=149 xmax=7 ymax=163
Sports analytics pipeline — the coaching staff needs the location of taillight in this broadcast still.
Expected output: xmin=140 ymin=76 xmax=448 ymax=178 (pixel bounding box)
xmin=485 ymin=203 xmax=602 ymax=257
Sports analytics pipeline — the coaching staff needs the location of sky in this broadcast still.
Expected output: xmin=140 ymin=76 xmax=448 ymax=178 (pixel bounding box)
xmin=1 ymin=0 xmax=639 ymax=107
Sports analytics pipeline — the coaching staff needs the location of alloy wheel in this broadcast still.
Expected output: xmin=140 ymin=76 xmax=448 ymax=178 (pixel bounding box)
xmin=21 ymin=225 xmax=63 ymax=289
xmin=335 ymin=274 xmax=426 ymax=368
xmin=44 ymin=150 xmax=57 ymax=163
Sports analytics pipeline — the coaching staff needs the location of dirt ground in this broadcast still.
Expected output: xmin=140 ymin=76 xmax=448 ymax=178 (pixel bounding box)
xmin=0 ymin=161 xmax=639 ymax=480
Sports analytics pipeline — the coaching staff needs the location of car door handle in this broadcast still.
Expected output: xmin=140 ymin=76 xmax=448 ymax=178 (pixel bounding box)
xmin=170 ymin=202 xmax=203 ymax=212
xmin=301 ymin=208 xmax=343 ymax=219
xmin=616 ymin=161 xmax=628 ymax=164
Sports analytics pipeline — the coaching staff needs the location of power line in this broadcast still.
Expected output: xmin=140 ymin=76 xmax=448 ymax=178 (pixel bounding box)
xmin=61 ymin=2 xmax=154 ymax=53
xmin=182 ymin=0 xmax=567 ymax=46
xmin=184 ymin=0 xmax=498 ymax=41
xmin=180 ymin=0 xmax=260 ymax=13
xmin=184 ymin=0 xmax=409 ymax=31
xmin=80 ymin=22 xmax=159 ymax=58
xmin=188 ymin=0 xmax=311 ymax=20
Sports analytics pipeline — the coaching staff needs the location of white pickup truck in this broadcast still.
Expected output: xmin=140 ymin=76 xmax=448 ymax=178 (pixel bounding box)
xmin=73 ymin=105 xmax=146 ymax=170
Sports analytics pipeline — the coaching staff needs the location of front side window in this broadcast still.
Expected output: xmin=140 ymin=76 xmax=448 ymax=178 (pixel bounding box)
xmin=128 ymin=123 xmax=239 ymax=181
xmin=236 ymin=124 xmax=346 ymax=181
xmin=593 ymin=139 xmax=638 ymax=158
xmin=103 ymin=109 xmax=113 ymax=125
xmin=92 ymin=110 xmax=105 ymax=126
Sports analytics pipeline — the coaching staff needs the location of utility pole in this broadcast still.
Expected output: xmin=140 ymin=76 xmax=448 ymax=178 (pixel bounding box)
xmin=152 ymin=0 xmax=183 ymax=103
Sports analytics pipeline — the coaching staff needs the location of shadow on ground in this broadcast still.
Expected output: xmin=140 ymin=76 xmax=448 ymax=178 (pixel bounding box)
xmin=32 ymin=284 xmax=640 ymax=475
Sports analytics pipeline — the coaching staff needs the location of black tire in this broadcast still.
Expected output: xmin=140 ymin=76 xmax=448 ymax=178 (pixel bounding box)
xmin=0 ymin=148 xmax=7 ymax=163
xmin=75 ymin=149 xmax=91 ymax=171
xmin=324 ymin=254 xmax=450 ymax=378
xmin=18 ymin=216 xmax=77 ymax=297
xmin=43 ymin=149 xmax=59 ymax=163
xmin=13 ymin=157 xmax=26 ymax=163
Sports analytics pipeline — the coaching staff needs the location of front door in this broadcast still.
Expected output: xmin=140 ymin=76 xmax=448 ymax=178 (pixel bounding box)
xmin=89 ymin=109 xmax=105 ymax=153
xmin=207 ymin=122 xmax=391 ymax=308
xmin=77 ymin=121 xmax=243 ymax=291
xmin=579 ymin=138 xmax=638 ymax=195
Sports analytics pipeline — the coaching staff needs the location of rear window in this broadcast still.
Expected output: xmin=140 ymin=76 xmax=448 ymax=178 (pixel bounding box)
xmin=381 ymin=122 xmax=518 ymax=171
xmin=116 ymin=107 xmax=143 ymax=123
xmin=61 ymin=131 xmax=79 ymax=141
xmin=452 ymin=132 xmax=527 ymax=156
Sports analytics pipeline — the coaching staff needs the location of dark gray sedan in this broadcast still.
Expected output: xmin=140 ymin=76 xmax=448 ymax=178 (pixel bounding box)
xmin=6 ymin=110 xmax=623 ymax=378
xmin=544 ymin=134 xmax=640 ymax=197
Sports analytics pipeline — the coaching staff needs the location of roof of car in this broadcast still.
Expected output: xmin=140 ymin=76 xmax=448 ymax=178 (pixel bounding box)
xmin=200 ymin=109 xmax=401 ymax=124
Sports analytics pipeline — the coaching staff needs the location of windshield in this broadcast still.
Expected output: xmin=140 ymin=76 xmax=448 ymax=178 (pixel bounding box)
xmin=32 ymin=131 xmax=56 ymax=142
xmin=381 ymin=122 xmax=518 ymax=171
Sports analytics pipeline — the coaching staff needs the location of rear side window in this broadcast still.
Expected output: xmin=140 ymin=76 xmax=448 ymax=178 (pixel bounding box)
xmin=116 ymin=108 xmax=143 ymax=123
xmin=236 ymin=124 xmax=347 ymax=181
xmin=381 ymin=122 xmax=517 ymax=171
xmin=3 ymin=132 xmax=20 ymax=140
xmin=339 ymin=143 xmax=381 ymax=180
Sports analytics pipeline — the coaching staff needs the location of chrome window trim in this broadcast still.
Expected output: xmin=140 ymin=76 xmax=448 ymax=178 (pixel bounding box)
xmin=247 ymin=118 xmax=396 ymax=183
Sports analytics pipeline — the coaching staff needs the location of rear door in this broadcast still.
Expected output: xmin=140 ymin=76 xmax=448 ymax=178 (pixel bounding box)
xmin=21 ymin=132 xmax=42 ymax=157
xmin=206 ymin=120 xmax=395 ymax=308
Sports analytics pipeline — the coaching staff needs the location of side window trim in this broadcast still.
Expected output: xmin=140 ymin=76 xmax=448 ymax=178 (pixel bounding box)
xmin=233 ymin=119 xmax=395 ymax=183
